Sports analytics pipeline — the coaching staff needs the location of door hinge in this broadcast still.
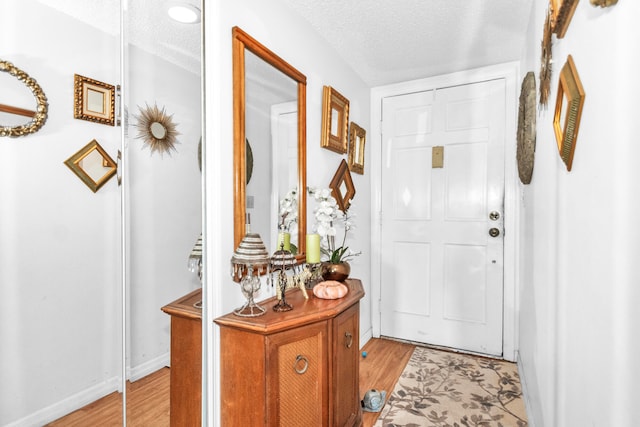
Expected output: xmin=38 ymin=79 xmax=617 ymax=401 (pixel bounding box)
xmin=116 ymin=85 xmax=122 ymax=127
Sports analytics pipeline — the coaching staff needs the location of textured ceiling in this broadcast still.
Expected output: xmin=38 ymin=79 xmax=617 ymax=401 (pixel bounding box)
xmin=278 ymin=0 xmax=535 ymax=86
xmin=37 ymin=0 xmax=535 ymax=86
xmin=37 ymin=0 xmax=202 ymax=76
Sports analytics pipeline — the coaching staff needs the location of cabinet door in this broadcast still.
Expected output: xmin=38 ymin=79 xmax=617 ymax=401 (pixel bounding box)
xmin=333 ymin=303 xmax=361 ymax=427
xmin=266 ymin=320 xmax=329 ymax=426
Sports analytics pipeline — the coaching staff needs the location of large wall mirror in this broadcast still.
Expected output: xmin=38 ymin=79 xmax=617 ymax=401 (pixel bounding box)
xmin=233 ymin=26 xmax=307 ymax=259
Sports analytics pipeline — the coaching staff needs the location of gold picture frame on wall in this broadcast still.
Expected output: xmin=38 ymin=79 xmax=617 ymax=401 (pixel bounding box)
xmin=553 ymin=55 xmax=585 ymax=172
xmin=329 ymin=159 xmax=356 ymax=212
xmin=321 ymin=86 xmax=349 ymax=154
xmin=64 ymin=139 xmax=117 ymax=192
xmin=551 ymin=0 xmax=579 ymax=39
xmin=348 ymin=122 xmax=366 ymax=174
xmin=74 ymin=74 xmax=115 ymax=126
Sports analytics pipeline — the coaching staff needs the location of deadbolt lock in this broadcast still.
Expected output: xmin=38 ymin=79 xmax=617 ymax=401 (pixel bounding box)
xmin=489 ymin=228 xmax=500 ymax=238
xmin=489 ymin=211 xmax=500 ymax=221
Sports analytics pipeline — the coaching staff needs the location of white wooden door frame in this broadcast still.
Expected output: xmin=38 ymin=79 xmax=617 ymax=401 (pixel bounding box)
xmin=370 ymin=62 xmax=521 ymax=362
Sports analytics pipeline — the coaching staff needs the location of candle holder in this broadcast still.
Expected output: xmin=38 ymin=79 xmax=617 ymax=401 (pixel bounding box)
xmin=269 ymin=243 xmax=300 ymax=312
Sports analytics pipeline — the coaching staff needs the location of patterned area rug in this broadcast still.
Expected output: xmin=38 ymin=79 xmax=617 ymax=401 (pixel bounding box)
xmin=373 ymin=346 xmax=528 ymax=427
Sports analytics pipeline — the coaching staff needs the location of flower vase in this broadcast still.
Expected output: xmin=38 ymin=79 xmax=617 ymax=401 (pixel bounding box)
xmin=321 ymin=261 xmax=350 ymax=282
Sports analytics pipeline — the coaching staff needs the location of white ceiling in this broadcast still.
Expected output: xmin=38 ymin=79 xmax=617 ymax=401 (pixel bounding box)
xmin=37 ymin=0 xmax=202 ymax=76
xmin=278 ymin=0 xmax=535 ymax=86
xmin=37 ymin=0 xmax=535 ymax=87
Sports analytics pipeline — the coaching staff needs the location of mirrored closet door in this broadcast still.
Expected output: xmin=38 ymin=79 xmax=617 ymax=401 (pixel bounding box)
xmin=121 ymin=0 xmax=203 ymax=423
xmin=1 ymin=1 xmax=203 ymax=424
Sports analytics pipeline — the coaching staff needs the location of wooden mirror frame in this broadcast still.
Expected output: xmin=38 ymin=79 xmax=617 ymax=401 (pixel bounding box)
xmin=232 ymin=26 xmax=307 ymax=259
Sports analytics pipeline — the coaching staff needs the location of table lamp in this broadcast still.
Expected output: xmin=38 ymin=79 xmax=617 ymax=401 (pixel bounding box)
xmin=230 ymin=232 xmax=270 ymax=317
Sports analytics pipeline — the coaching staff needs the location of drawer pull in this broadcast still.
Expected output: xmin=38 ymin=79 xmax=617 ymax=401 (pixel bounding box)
xmin=294 ymin=355 xmax=309 ymax=374
xmin=345 ymin=332 xmax=353 ymax=348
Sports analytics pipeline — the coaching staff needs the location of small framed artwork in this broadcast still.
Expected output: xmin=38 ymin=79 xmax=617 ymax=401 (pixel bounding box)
xmin=551 ymin=0 xmax=579 ymax=38
xmin=553 ymin=55 xmax=585 ymax=172
xmin=321 ymin=86 xmax=349 ymax=154
xmin=329 ymin=159 xmax=356 ymax=212
xmin=64 ymin=139 xmax=117 ymax=192
xmin=348 ymin=122 xmax=366 ymax=174
xmin=74 ymin=74 xmax=115 ymax=126
xmin=590 ymin=0 xmax=617 ymax=6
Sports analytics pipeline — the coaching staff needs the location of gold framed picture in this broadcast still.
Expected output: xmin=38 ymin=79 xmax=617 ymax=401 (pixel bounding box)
xmin=348 ymin=122 xmax=366 ymax=174
xmin=321 ymin=86 xmax=349 ymax=154
xmin=329 ymin=159 xmax=356 ymax=212
xmin=64 ymin=139 xmax=117 ymax=192
xmin=590 ymin=0 xmax=618 ymax=7
xmin=74 ymin=74 xmax=115 ymax=126
xmin=553 ymin=55 xmax=585 ymax=172
xmin=551 ymin=0 xmax=579 ymax=38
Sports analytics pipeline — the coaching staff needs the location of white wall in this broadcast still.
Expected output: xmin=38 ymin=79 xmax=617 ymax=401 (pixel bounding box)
xmin=125 ymin=45 xmax=202 ymax=380
xmin=0 ymin=2 xmax=202 ymax=425
xmin=211 ymin=0 xmax=372 ymax=334
xmin=518 ymin=1 xmax=640 ymax=426
xmin=0 ymin=2 xmax=121 ymax=425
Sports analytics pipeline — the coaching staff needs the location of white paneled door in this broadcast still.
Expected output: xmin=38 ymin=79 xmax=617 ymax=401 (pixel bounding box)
xmin=380 ymin=79 xmax=506 ymax=356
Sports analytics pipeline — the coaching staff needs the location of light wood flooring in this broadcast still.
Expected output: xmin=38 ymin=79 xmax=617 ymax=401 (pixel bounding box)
xmin=47 ymin=338 xmax=414 ymax=427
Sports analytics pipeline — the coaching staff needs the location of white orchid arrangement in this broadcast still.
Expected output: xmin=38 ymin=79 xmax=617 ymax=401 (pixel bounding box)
xmin=278 ymin=188 xmax=298 ymax=232
xmin=308 ymin=187 xmax=361 ymax=264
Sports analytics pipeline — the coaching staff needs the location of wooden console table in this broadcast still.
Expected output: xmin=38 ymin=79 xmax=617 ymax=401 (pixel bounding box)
xmin=163 ymin=278 xmax=364 ymax=427
xmin=161 ymin=289 xmax=202 ymax=427
xmin=215 ymin=278 xmax=364 ymax=427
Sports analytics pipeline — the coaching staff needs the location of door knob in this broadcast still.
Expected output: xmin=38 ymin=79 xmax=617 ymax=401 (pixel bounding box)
xmin=489 ymin=211 xmax=500 ymax=221
xmin=489 ymin=228 xmax=500 ymax=237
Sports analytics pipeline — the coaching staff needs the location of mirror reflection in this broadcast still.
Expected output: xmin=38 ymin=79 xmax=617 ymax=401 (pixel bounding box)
xmin=0 ymin=59 xmax=48 ymax=137
xmin=123 ymin=0 xmax=203 ymax=424
xmin=86 ymin=88 xmax=105 ymax=114
xmin=245 ymin=49 xmax=298 ymax=252
xmin=233 ymin=26 xmax=307 ymax=260
xmin=150 ymin=121 xmax=167 ymax=139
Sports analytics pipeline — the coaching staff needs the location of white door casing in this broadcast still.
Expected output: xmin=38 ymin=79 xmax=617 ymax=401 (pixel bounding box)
xmin=370 ymin=63 xmax=520 ymax=361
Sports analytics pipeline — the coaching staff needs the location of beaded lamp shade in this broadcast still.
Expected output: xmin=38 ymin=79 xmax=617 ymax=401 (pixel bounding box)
xmin=230 ymin=232 xmax=270 ymax=317
xmin=187 ymin=233 xmax=203 ymax=278
xmin=231 ymin=233 xmax=270 ymax=269
xmin=270 ymin=248 xmax=297 ymax=269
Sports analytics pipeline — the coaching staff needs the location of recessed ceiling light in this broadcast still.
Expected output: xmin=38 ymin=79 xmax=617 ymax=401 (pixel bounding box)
xmin=167 ymin=4 xmax=201 ymax=24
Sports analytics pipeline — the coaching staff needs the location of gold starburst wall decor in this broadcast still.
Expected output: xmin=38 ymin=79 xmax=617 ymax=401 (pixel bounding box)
xmin=539 ymin=6 xmax=553 ymax=109
xmin=134 ymin=103 xmax=180 ymax=156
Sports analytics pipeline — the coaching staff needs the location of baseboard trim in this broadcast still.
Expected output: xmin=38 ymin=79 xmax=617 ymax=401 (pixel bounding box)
xmin=127 ymin=352 xmax=169 ymax=382
xmin=5 ymin=377 xmax=120 ymax=427
xmin=516 ymin=350 xmax=537 ymax=427
xmin=360 ymin=327 xmax=373 ymax=349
